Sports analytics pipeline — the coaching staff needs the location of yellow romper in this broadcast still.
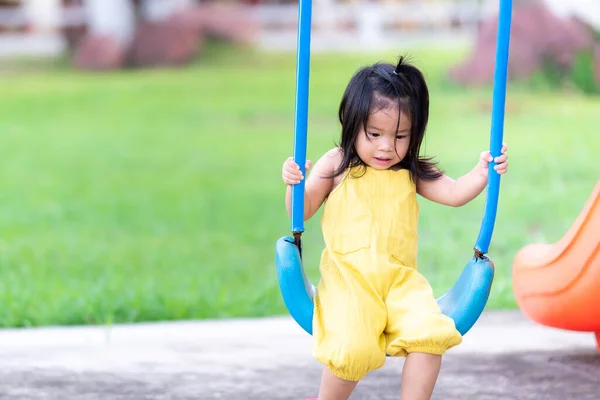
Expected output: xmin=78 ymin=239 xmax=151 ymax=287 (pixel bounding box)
xmin=312 ymin=165 xmax=463 ymax=381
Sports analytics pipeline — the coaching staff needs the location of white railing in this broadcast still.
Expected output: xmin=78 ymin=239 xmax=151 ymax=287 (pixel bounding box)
xmin=0 ymin=5 xmax=87 ymax=29
xmin=252 ymin=1 xmax=482 ymax=30
xmin=245 ymin=0 xmax=484 ymax=51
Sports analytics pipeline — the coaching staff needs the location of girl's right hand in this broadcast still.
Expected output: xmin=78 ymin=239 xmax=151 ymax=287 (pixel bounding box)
xmin=282 ymin=157 xmax=312 ymax=185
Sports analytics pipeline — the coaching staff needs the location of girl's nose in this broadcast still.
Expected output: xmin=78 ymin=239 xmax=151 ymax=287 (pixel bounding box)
xmin=379 ymin=138 xmax=395 ymax=151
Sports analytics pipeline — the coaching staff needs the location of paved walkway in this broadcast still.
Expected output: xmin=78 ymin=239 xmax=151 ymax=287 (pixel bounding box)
xmin=0 ymin=311 xmax=597 ymax=399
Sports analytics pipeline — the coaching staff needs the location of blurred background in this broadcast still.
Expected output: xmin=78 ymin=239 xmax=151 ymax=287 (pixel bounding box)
xmin=0 ymin=0 xmax=598 ymax=329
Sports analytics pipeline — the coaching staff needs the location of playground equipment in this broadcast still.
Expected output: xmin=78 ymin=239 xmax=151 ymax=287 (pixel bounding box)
xmin=513 ymin=180 xmax=600 ymax=352
xmin=275 ymin=0 xmax=513 ymax=337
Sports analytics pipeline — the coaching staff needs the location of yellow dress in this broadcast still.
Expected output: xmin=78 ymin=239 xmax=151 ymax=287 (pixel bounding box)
xmin=312 ymin=165 xmax=463 ymax=382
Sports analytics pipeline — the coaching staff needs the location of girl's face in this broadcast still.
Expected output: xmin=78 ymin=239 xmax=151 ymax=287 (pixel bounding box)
xmin=355 ymin=106 xmax=412 ymax=170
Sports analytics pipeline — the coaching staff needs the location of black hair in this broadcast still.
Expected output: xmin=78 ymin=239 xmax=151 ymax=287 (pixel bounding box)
xmin=332 ymin=55 xmax=443 ymax=183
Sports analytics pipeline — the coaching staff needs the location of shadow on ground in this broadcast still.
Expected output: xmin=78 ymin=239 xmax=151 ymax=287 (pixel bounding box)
xmin=0 ymin=351 xmax=597 ymax=400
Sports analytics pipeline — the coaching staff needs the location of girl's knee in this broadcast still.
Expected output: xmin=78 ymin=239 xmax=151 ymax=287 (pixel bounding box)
xmin=316 ymin=340 xmax=386 ymax=381
xmin=386 ymin=326 xmax=462 ymax=357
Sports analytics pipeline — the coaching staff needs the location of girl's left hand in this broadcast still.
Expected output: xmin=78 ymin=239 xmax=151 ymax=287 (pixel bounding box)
xmin=477 ymin=143 xmax=508 ymax=178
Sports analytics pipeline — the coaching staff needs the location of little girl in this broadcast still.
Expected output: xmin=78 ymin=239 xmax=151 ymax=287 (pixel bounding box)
xmin=281 ymin=56 xmax=508 ymax=400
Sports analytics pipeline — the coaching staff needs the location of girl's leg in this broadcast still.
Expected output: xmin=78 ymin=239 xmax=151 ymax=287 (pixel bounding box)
xmin=317 ymin=367 xmax=359 ymax=400
xmin=400 ymin=353 xmax=442 ymax=400
xmin=383 ymin=268 xmax=462 ymax=399
xmin=312 ymin=257 xmax=388 ymax=400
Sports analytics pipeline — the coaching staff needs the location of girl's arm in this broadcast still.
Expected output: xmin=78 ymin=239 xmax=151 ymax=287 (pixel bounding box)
xmin=284 ymin=148 xmax=341 ymax=221
xmin=417 ymin=146 xmax=508 ymax=207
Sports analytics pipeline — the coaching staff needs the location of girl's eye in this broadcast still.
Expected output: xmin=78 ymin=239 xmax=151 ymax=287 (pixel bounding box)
xmin=368 ymin=132 xmax=380 ymax=137
xmin=396 ymin=135 xmax=407 ymax=139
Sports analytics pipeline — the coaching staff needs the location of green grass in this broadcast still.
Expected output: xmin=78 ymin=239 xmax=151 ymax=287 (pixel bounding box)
xmin=0 ymin=43 xmax=597 ymax=328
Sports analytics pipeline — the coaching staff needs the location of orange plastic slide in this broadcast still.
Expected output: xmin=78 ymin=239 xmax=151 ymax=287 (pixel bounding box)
xmin=513 ymin=180 xmax=600 ymax=351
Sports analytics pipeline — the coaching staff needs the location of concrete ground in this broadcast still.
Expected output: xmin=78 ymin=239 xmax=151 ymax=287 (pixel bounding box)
xmin=0 ymin=311 xmax=597 ymax=400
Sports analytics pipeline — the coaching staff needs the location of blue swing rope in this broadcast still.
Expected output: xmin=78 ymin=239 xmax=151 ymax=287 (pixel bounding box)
xmin=290 ymin=0 xmax=312 ymax=251
xmin=474 ymin=0 xmax=512 ymax=256
xmin=290 ymin=0 xmax=512 ymax=255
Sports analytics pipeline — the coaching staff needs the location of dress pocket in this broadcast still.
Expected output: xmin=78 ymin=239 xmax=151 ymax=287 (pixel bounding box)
xmin=388 ymin=226 xmax=419 ymax=268
xmin=329 ymin=212 xmax=373 ymax=255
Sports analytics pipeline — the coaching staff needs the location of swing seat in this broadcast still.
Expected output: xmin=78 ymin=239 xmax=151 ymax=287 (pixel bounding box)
xmin=275 ymin=236 xmax=494 ymax=336
xmin=436 ymin=256 xmax=495 ymax=335
xmin=275 ymin=237 xmax=316 ymax=335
